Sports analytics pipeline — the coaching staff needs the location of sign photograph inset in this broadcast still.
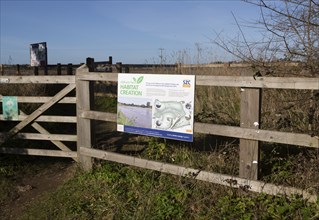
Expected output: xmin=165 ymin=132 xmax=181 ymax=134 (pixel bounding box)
xmin=30 ymin=42 xmax=47 ymax=67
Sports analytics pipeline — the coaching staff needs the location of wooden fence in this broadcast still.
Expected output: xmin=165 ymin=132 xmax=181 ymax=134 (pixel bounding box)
xmin=0 ymin=63 xmax=81 ymax=76
xmin=0 ymin=63 xmax=251 ymax=75
xmin=0 ymin=63 xmax=318 ymax=202
xmin=0 ymin=56 xmax=258 ymax=76
xmin=0 ymin=75 xmax=77 ymax=160
xmin=0 ymin=57 xmax=303 ymax=76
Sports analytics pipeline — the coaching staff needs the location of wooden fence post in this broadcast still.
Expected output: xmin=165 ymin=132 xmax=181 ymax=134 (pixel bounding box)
xmin=57 ymin=63 xmax=62 ymax=75
xmin=67 ymin=63 xmax=73 ymax=75
xmin=239 ymin=85 xmax=261 ymax=180
xmin=86 ymin=58 xmax=95 ymax=146
xmin=124 ymin=65 xmax=129 ymax=73
xmin=76 ymin=63 xmax=95 ymax=171
xmin=116 ymin=62 xmax=122 ymax=73
xmin=44 ymin=65 xmax=48 ymax=75
xmin=16 ymin=64 xmax=21 ymax=75
xmin=86 ymin=57 xmax=95 ymax=72
xmin=34 ymin=66 xmax=39 ymax=75
xmin=177 ymin=62 xmax=182 ymax=74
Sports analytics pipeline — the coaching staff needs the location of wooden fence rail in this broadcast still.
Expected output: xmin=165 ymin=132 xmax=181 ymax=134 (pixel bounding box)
xmin=79 ymin=147 xmax=317 ymax=202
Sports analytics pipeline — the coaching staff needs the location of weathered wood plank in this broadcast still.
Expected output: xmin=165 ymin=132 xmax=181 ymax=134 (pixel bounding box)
xmin=76 ymin=65 xmax=95 ymax=171
xmin=79 ymin=110 xmax=117 ymax=122
xmin=0 ymin=84 xmax=76 ymax=145
xmin=0 ymin=75 xmax=75 ymax=84
xmin=76 ymin=72 xmax=118 ymax=82
xmin=0 ymin=133 xmax=77 ymax=141
xmin=3 ymin=72 xmax=316 ymax=90
xmin=196 ymin=122 xmax=318 ymax=148
xmin=0 ymin=147 xmax=77 ymax=158
xmin=76 ymin=72 xmax=319 ymax=90
xmin=0 ymin=96 xmax=76 ymax=104
xmin=239 ymin=87 xmax=261 ymax=180
xmin=78 ymin=111 xmax=318 ymax=148
xmin=0 ymin=115 xmax=76 ymax=123
xmin=80 ymin=147 xmax=317 ymax=202
xmin=196 ymin=76 xmax=319 ymax=90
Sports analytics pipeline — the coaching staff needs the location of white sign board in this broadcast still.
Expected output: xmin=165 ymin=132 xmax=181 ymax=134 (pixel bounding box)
xmin=117 ymin=74 xmax=195 ymax=142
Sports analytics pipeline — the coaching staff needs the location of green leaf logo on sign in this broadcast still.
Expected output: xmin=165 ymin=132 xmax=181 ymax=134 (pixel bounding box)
xmin=133 ymin=76 xmax=144 ymax=84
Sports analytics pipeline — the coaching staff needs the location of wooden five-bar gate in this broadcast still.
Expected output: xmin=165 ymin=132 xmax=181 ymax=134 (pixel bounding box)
xmin=0 ymin=64 xmax=318 ymax=202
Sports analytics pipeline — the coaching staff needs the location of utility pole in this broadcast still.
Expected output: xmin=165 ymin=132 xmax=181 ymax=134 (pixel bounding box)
xmin=8 ymin=55 xmax=13 ymax=65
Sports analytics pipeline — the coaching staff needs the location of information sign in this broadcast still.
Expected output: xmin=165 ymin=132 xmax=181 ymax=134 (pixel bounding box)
xmin=117 ymin=74 xmax=195 ymax=142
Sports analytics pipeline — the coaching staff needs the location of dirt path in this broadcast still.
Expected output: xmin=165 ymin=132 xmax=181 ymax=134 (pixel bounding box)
xmin=0 ymin=160 xmax=77 ymax=220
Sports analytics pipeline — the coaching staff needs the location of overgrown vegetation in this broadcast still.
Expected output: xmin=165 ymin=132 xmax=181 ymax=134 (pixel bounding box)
xmin=1 ymin=136 xmax=318 ymax=219
xmin=21 ymin=160 xmax=319 ymax=219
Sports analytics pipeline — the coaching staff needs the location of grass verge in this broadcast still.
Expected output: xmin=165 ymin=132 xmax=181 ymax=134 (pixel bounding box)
xmin=21 ymin=161 xmax=319 ymax=220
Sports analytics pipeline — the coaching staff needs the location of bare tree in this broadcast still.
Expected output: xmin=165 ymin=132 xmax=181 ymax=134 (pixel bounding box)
xmin=214 ymin=0 xmax=319 ymax=133
xmin=215 ymin=0 xmax=319 ymax=76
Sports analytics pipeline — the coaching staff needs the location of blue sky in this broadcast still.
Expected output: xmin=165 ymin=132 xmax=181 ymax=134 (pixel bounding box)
xmin=0 ymin=0 xmax=262 ymax=65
